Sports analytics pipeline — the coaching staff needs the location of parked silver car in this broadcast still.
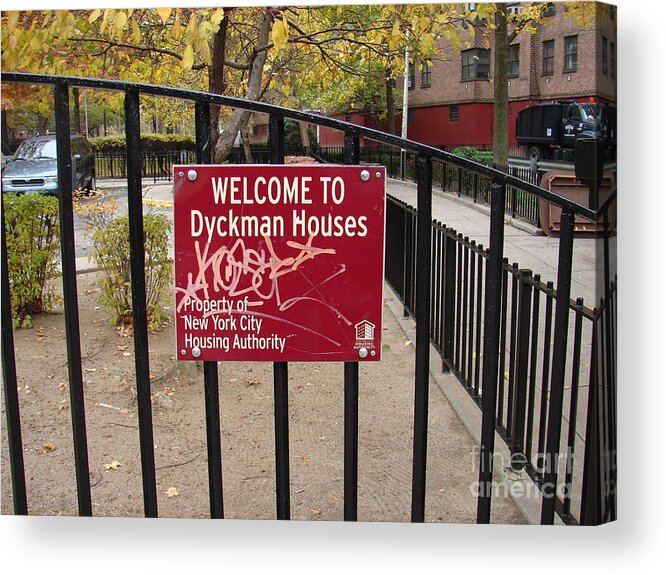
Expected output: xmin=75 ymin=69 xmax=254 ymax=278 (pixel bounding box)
xmin=1 ymin=134 xmax=96 ymax=195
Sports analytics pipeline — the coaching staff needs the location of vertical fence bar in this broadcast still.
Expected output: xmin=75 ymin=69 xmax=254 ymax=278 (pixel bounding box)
xmin=195 ymin=101 xmax=224 ymax=519
xmin=581 ymin=321 xmax=600 ymax=525
xmin=461 ymin=238 xmax=470 ymax=384
xmin=602 ymin=212 xmax=617 ymax=521
xmin=540 ymin=209 xmax=575 ymax=525
xmin=273 ymin=362 xmax=290 ymax=519
xmin=473 ymin=247 xmax=484 ymax=397
xmin=54 ymin=83 xmax=93 ymax=517
xmin=125 ymin=89 xmax=158 ymax=517
xmin=525 ymin=275 xmax=541 ymax=463
xmin=536 ymin=281 xmax=555 ymax=476
xmin=0 ymin=206 xmax=28 ymax=515
xmin=563 ymin=299 xmax=584 ymax=518
xmin=442 ymin=229 xmax=456 ymax=372
xmin=476 ymin=181 xmax=506 ymax=524
xmin=411 ymin=154 xmax=432 ymax=523
xmin=510 ymin=270 xmax=532 ymax=467
xmin=343 ymin=131 xmax=360 ymax=521
xmin=269 ymin=114 xmax=290 ymax=519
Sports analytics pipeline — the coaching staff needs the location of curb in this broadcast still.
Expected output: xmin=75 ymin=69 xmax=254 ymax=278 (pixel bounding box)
xmin=144 ymin=198 xmax=173 ymax=208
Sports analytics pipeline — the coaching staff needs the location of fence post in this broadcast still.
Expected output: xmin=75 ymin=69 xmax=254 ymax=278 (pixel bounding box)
xmin=343 ymin=131 xmax=360 ymax=521
xmin=0 ymin=206 xmax=28 ymax=515
xmin=54 ymin=82 xmax=93 ymax=517
xmin=411 ymin=154 xmax=432 ymax=522
xmin=510 ymin=269 xmax=532 ymax=469
xmin=540 ymin=209 xmax=575 ymax=525
xmin=269 ymin=114 xmax=290 ymax=520
xmin=195 ymin=101 xmax=224 ymax=519
xmin=125 ymin=89 xmax=159 ymax=518
xmin=476 ymin=180 xmax=506 ymax=524
xmin=442 ymin=229 xmax=456 ymax=372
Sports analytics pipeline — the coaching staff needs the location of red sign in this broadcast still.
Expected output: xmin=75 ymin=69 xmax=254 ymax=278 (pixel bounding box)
xmin=173 ymin=165 xmax=385 ymax=362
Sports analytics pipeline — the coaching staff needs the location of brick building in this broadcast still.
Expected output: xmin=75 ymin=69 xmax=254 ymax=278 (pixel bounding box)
xmin=320 ymin=2 xmax=617 ymax=152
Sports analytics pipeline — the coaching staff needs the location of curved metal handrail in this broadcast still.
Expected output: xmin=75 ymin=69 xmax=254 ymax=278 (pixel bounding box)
xmin=2 ymin=71 xmax=610 ymax=219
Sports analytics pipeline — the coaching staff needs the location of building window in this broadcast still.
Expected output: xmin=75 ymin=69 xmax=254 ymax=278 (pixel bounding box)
xmin=408 ymin=62 xmax=415 ymax=90
xmin=508 ymin=44 xmax=520 ymax=78
xmin=449 ymin=104 xmax=460 ymax=122
xmin=564 ymin=35 xmax=578 ymax=72
xmin=407 ymin=108 xmax=415 ymax=124
xmin=602 ymin=36 xmax=608 ymax=75
xmin=461 ymin=48 xmax=490 ymax=80
xmin=506 ymin=3 xmax=521 ymax=16
xmin=542 ymin=40 xmax=554 ymax=75
xmin=542 ymin=2 xmax=556 ymax=17
xmin=421 ymin=62 xmax=431 ymax=87
xmin=610 ymin=41 xmax=616 ymax=78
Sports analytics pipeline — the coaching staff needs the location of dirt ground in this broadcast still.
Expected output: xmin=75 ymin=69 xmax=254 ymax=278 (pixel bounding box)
xmin=1 ymin=271 xmax=525 ymax=524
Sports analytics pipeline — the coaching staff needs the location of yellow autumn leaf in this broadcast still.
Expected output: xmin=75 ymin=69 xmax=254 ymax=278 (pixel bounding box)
xmin=165 ymin=487 xmax=179 ymax=498
xmin=271 ymin=16 xmax=288 ymax=51
xmin=132 ymin=20 xmax=141 ymax=44
xmin=182 ymin=44 xmax=194 ymax=70
xmin=114 ymin=12 xmax=127 ymax=32
xmin=104 ymin=460 xmax=122 ymax=470
xmin=157 ymin=8 xmax=172 ymax=26
xmin=88 ymin=9 xmax=102 ymax=24
xmin=7 ymin=11 xmax=20 ymax=32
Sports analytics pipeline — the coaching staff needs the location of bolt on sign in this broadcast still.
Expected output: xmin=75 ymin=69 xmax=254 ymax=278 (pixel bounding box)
xmin=174 ymin=165 xmax=386 ymax=362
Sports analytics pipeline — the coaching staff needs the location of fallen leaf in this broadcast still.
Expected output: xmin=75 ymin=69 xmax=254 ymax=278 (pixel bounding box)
xmin=299 ymin=452 xmax=308 ymax=462
xmin=245 ymin=379 xmax=260 ymax=387
xmin=309 ymin=508 xmax=321 ymax=518
xmin=84 ymin=368 xmax=97 ymax=373
xmin=104 ymin=460 xmax=122 ymax=470
xmin=117 ymin=345 xmax=128 ymax=351
xmin=122 ymin=352 xmax=131 ymax=357
xmin=39 ymin=442 xmax=56 ymax=453
xmin=165 ymin=487 xmax=179 ymax=498
xmin=405 ymin=340 xmax=412 ymax=346
xmin=57 ymin=404 xmax=68 ymax=412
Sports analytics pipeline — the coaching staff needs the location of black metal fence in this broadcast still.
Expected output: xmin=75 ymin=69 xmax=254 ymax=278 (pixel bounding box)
xmin=385 ymin=194 xmax=616 ymax=525
xmin=1 ymin=72 xmax=616 ymax=525
xmin=320 ymin=146 xmax=542 ymax=227
xmin=94 ymin=147 xmax=309 ymax=182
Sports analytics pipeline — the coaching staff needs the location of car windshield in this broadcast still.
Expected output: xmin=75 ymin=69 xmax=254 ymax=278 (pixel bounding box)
xmin=14 ymin=140 xmax=58 ymax=160
xmin=580 ymin=104 xmax=601 ymax=122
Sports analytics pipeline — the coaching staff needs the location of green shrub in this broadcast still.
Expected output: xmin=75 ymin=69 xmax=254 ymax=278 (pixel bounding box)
xmin=3 ymin=194 xmax=61 ymax=328
xmin=90 ymin=212 xmax=172 ymax=331
xmin=451 ymin=146 xmax=493 ymax=164
xmin=89 ymin=134 xmax=196 ymax=153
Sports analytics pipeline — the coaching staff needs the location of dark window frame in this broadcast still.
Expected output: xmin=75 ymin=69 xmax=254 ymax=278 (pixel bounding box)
xmin=508 ymin=44 xmax=520 ymax=78
xmin=542 ymin=39 xmax=555 ymax=76
xmin=407 ymin=108 xmax=415 ymax=124
xmin=564 ymin=35 xmax=578 ymax=73
xmin=602 ymin=36 xmax=608 ymax=75
xmin=610 ymin=41 xmax=616 ymax=78
xmin=408 ymin=62 xmax=416 ymax=90
xmin=461 ymin=48 xmax=491 ymax=81
xmin=421 ymin=62 xmax=432 ymax=88
xmin=449 ymin=104 xmax=460 ymax=122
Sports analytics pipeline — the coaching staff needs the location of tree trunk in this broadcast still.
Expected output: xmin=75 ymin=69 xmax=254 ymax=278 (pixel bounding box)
xmin=241 ymin=126 xmax=253 ymax=162
xmin=298 ymin=121 xmax=310 ymax=153
xmin=213 ymin=8 xmax=273 ymax=162
xmin=209 ymin=9 xmax=230 ymax=152
xmin=492 ymin=6 xmax=509 ymax=168
xmin=385 ymin=69 xmax=395 ymax=135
